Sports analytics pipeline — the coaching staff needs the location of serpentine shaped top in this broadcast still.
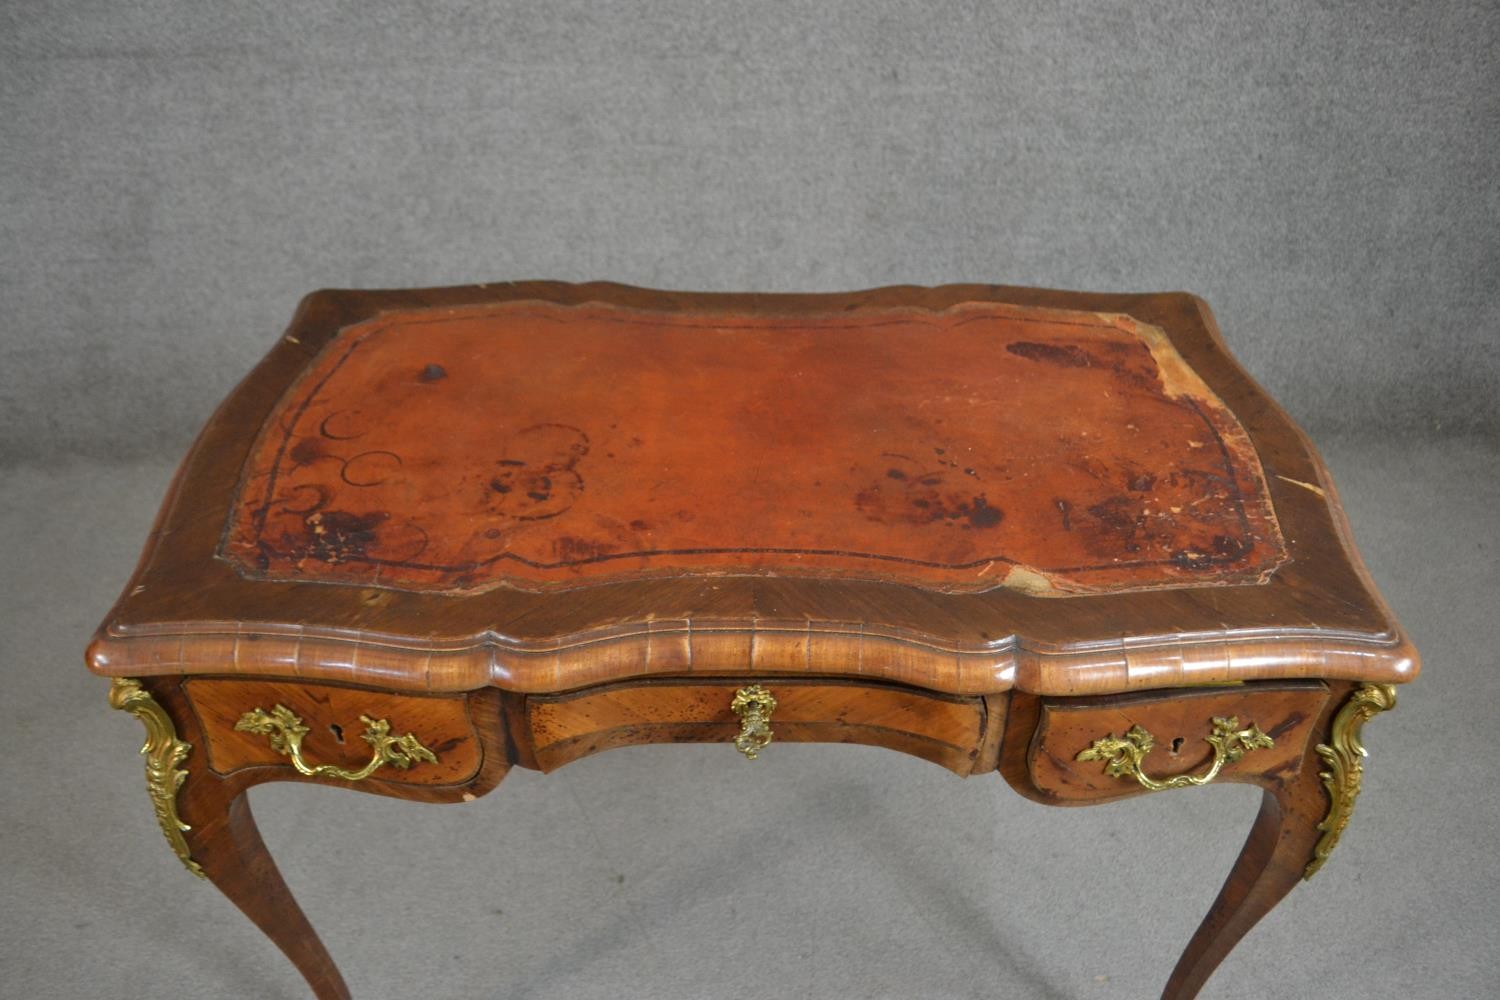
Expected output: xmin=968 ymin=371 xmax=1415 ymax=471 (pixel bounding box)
xmin=87 ymin=284 xmax=1416 ymax=697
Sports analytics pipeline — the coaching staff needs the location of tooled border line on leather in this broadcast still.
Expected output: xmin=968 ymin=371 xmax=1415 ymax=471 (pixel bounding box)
xmin=226 ymin=301 xmax=1279 ymax=584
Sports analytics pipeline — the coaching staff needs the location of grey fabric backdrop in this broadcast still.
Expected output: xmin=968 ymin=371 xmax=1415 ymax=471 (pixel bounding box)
xmin=3 ymin=4 xmax=1498 ymax=1000
xmin=2 ymin=1 xmax=1497 ymax=460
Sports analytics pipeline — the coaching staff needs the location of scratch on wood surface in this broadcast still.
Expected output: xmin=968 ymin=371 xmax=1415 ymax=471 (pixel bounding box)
xmin=1276 ymin=474 xmax=1326 ymax=498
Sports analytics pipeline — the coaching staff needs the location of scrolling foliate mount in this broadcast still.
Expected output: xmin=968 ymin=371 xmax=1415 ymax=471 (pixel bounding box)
xmin=235 ymin=704 xmax=439 ymax=781
xmin=1076 ymin=716 xmax=1275 ymax=792
xmin=108 ymin=678 xmax=206 ymax=878
xmin=1303 ymin=683 xmax=1397 ymax=880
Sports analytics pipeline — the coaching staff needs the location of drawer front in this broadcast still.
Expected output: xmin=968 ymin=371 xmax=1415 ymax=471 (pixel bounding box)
xmin=527 ymin=679 xmax=993 ymax=774
xmin=1028 ymin=681 xmax=1328 ymax=802
xmin=183 ymin=678 xmax=484 ymax=786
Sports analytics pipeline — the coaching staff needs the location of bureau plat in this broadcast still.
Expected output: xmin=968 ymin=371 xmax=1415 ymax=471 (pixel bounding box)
xmin=87 ymin=283 xmax=1417 ymax=999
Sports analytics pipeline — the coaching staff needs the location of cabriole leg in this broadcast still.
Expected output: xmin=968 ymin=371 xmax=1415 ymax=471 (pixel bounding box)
xmin=185 ymin=787 xmax=352 ymax=1000
xmin=1162 ymin=683 xmax=1397 ymax=1000
xmin=110 ymin=677 xmax=351 ymax=1000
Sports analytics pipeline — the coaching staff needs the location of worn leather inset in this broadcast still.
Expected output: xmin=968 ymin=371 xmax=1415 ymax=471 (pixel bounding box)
xmin=220 ymin=299 xmax=1285 ymax=595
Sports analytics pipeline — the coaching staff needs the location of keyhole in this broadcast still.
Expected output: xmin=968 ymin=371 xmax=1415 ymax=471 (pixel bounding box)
xmin=1170 ymin=737 xmax=1185 ymax=754
xmin=329 ymin=723 xmax=345 ymax=744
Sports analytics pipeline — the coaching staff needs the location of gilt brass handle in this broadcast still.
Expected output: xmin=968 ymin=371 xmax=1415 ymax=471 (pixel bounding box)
xmin=1075 ymin=716 xmax=1274 ymax=791
xmin=731 ymin=685 xmax=777 ymax=760
xmin=234 ymin=704 xmax=439 ymax=781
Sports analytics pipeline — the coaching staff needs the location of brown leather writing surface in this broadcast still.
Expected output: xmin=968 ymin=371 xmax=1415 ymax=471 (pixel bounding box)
xmin=221 ymin=300 xmax=1285 ymax=596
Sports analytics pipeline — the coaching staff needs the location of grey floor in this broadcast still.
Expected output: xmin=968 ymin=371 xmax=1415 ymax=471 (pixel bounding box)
xmin=1 ymin=432 xmax=1496 ymax=1000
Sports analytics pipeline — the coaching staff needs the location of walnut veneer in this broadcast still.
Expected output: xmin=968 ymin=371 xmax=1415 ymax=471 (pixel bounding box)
xmin=89 ymin=282 xmax=1416 ymax=999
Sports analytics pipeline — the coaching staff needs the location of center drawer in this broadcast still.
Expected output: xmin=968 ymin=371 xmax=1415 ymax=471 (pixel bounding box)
xmin=525 ymin=678 xmax=996 ymax=774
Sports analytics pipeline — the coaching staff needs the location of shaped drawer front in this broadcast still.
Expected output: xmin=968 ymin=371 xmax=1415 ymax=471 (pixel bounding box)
xmin=525 ymin=678 xmax=995 ymax=775
xmin=1028 ymin=681 xmax=1329 ymax=802
xmin=183 ymin=678 xmax=484 ymax=786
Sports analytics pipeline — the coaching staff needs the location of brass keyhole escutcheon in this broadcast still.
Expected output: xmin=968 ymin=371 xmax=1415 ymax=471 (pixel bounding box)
xmin=731 ymin=685 xmax=777 ymax=760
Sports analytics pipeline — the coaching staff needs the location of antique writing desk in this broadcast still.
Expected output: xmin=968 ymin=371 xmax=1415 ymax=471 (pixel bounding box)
xmin=88 ymin=283 xmax=1417 ymax=999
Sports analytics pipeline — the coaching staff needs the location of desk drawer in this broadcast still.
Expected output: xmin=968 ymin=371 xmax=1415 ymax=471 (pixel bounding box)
xmin=526 ymin=679 xmax=996 ymax=774
xmin=1027 ymin=681 xmax=1328 ymax=803
xmin=183 ymin=678 xmax=484 ymax=786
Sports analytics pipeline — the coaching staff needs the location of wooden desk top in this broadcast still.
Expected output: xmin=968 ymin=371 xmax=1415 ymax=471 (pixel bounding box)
xmin=87 ymin=283 xmax=1417 ymax=697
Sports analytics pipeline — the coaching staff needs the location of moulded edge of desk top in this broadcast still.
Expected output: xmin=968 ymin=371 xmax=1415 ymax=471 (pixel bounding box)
xmin=85 ymin=616 xmax=1418 ymax=697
